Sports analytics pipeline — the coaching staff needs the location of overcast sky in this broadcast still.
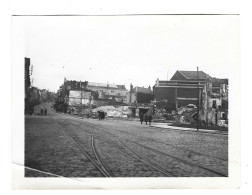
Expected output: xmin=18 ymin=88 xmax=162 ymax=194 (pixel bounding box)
xmin=23 ymin=15 xmax=239 ymax=92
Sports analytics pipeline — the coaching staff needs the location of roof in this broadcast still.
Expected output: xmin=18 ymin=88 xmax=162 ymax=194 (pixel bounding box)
xmin=134 ymin=87 xmax=152 ymax=94
xmin=88 ymin=82 xmax=108 ymax=87
xmin=178 ymin=70 xmax=211 ymax=80
xmin=211 ymin=78 xmax=228 ymax=85
xmin=88 ymin=82 xmax=126 ymax=89
xmin=116 ymin=85 xmax=126 ymax=90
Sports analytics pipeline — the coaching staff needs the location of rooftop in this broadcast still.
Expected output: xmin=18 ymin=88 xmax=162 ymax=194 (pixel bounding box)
xmin=178 ymin=70 xmax=211 ymax=80
xmin=88 ymin=82 xmax=126 ymax=89
xmin=134 ymin=86 xmax=152 ymax=94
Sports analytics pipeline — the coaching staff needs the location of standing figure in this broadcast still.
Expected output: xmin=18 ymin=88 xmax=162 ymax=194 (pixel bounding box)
xmin=98 ymin=111 xmax=101 ymax=120
xmin=139 ymin=113 xmax=144 ymax=124
xmin=148 ymin=113 xmax=153 ymax=125
xmin=101 ymin=111 xmax=105 ymax=120
xmin=40 ymin=107 xmax=44 ymax=115
xmin=144 ymin=114 xmax=148 ymax=125
xmin=44 ymin=108 xmax=47 ymax=116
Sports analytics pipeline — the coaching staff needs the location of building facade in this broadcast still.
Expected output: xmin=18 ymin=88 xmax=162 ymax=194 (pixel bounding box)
xmin=127 ymin=85 xmax=153 ymax=104
xmin=87 ymin=82 xmax=127 ymax=103
xmin=56 ymin=79 xmax=128 ymax=113
xmin=154 ymin=70 xmax=228 ymax=112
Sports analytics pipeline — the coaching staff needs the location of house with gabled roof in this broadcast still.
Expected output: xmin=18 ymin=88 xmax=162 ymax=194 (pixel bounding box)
xmin=170 ymin=70 xmax=211 ymax=81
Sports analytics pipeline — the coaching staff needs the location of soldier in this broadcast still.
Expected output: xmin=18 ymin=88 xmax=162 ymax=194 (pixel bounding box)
xmin=44 ymin=108 xmax=47 ymax=116
xmin=148 ymin=113 xmax=153 ymax=125
xmin=144 ymin=113 xmax=148 ymax=125
xmin=139 ymin=113 xmax=144 ymax=124
xmin=98 ymin=111 xmax=101 ymax=120
xmin=40 ymin=107 xmax=44 ymax=115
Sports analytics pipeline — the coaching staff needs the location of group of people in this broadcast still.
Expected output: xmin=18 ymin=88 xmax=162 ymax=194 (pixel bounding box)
xmin=139 ymin=112 xmax=153 ymax=125
xmin=40 ymin=107 xmax=47 ymax=116
xmin=97 ymin=111 xmax=106 ymax=120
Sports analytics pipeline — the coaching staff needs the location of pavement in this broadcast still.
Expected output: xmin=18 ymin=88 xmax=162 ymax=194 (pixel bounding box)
xmin=150 ymin=123 xmax=228 ymax=135
xmin=64 ymin=113 xmax=228 ymax=135
xmin=24 ymin=102 xmax=228 ymax=178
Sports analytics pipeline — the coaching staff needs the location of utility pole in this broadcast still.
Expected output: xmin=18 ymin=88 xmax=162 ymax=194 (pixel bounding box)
xmin=197 ymin=67 xmax=199 ymax=131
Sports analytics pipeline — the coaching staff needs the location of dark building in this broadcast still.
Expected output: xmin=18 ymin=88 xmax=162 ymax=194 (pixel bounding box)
xmin=127 ymin=85 xmax=153 ymax=104
xmin=134 ymin=86 xmax=153 ymax=104
xmin=154 ymin=70 xmax=228 ymax=113
xmin=153 ymin=70 xmax=210 ymax=112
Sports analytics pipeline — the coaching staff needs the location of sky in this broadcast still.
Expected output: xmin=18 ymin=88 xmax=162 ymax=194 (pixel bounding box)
xmin=23 ymin=15 xmax=239 ymax=92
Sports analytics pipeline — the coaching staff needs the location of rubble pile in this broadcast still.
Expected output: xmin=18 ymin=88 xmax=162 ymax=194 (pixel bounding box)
xmin=174 ymin=107 xmax=198 ymax=125
xmin=173 ymin=105 xmax=228 ymax=128
xmin=152 ymin=109 xmax=171 ymax=122
xmin=92 ymin=106 xmax=129 ymax=118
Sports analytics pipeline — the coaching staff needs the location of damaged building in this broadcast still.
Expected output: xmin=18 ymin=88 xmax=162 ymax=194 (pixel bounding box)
xmin=126 ymin=85 xmax=154 ymax=117
xmin=153 ymin=70 xmax=228 ymax=126
xmin=56 ymin=79 xmax=127 ymax=113
xmin=154 ymin=70 xmax=210 ymax=112
xmin=127 ymin=85 xmax=153 ymax=104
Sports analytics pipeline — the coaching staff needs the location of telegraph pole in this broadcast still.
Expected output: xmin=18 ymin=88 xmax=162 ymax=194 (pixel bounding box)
xmin=197 ymin=67 xmax=199 ymax=131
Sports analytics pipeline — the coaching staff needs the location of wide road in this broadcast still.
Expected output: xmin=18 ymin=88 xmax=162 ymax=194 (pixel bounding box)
xmin=25 ymin=102 xmax=228 ymax=177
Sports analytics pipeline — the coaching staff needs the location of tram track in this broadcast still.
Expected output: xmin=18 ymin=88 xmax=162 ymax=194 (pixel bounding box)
xmin=56 ymin=116 xmax=228 ymax=177
xmin=60 ymin=114 xmax=228 ymax=161
xmin=56 ymin=120 xmax=112 ymax=177
xmin=60 ymin=120 xmax=174 ymax=176
xmin=80 ymin=119 xmax=227 ymax=161
xmin=108 ymin=126 xmax=228 ymax=162
xmin=122 ymin=138 xmax=227 ymax=177
xmin=80 ymin=121 xmax=227 ymax=177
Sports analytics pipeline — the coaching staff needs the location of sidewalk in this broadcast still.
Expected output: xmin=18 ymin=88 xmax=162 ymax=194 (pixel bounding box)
xmin=150 ymin=123 xmax=228 ymax=135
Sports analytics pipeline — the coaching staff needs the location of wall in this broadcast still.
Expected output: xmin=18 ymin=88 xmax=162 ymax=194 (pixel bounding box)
xmin=136 ymin=92 xmax=153 ymax=103
xmin=154 ymin=87 xmax=176 ymax=102
xmin=208 ymin=98 xmax=222 ymax=108
xmin=88 ymin=86 xmax=127 ymax=99
xmin=68 ymin=90 xmax=92 ymax=106
xmin=177 ymin=88 xmax=199 ymax=98
xmin=126 ymin=92 xmax=137 ymax=104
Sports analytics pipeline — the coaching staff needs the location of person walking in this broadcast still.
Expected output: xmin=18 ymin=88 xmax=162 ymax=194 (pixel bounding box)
xmin=44 ymin=108 xmax=47 ymax=116
xmin=144 ymin=113 xmax=148 ymax=125
xmin=148 ymin=113 xmax=153 ymax=125
xmin=139 ymin=113 xmax=144 ymax=124
xmin=40 ymin=107 xmax=44 ymax=116
xmin=98 ymin=111 xmax=101 ymax=120
xmin=101 ymin=111 xmax=104 ymax=120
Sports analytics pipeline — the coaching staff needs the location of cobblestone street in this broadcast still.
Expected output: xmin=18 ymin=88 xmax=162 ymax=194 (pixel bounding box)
xmin=25 ymin=103 xmax=228 ymax=177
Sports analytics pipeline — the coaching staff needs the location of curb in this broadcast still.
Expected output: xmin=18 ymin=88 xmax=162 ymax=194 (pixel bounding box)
xmin=150 ymin=124 xmax=228 ymax=135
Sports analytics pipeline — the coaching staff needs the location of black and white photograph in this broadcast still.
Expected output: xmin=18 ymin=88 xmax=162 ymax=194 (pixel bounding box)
xmin=11 ymin=13 xmax=240 ymax=189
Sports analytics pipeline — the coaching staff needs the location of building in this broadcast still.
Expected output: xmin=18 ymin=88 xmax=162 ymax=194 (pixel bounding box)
xmin=127 ymin=85 xmax=153 ymax=104
xmin=87 ymin=82 xmax=127 ymax=103
xmin=56 ymin=79 xmax=128 ymax=113
xmin=153 ymin=70 xmax=228 ymax=112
